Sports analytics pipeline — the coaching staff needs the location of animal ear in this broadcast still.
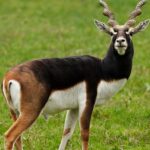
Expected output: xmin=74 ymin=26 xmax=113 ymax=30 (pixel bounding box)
xmin=94 ymin=19 xmax=112 ymax=35
xmin=129 ymin=19 xmax=150 ymax=36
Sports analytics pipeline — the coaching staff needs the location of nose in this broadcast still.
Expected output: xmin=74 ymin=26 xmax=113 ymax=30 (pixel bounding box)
xmin=116 ymin=37 xmax=125 ymax=44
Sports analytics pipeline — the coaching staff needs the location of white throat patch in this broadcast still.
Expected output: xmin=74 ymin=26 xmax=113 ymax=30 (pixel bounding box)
xmin=114 ymin=36 xmax=128 ymax=55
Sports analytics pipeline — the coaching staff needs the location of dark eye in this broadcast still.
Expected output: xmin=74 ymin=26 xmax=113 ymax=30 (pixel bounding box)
xmin=113 ymin=28 xmax=118 ymax=32
xmin=110 ymin=32 xmax=114 ymax=36
xmin=130 ymin=31 xmax=133 ymax=36
xmin=125 ymin=29 xmax=129 ymax=32
xmin=125 ymin=29 xmax=129 ymax=34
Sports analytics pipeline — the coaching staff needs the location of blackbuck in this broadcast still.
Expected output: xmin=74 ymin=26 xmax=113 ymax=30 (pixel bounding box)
xmin=2 ymin=0 xmax=149 ymax=150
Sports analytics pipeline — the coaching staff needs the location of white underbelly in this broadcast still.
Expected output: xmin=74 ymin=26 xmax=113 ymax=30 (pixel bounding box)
xmin=42 ymin=82 xmax=86 ymax=115
xmin=42 ymin=79 xmax=127 ymax=116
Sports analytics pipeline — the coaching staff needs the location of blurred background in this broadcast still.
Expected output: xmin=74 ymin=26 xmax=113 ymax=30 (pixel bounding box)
xmin=0 ymin=0 xmax=150 ymax=149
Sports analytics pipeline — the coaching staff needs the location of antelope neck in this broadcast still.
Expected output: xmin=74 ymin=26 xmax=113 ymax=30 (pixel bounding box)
xmin=101 ymin=43 xmax=134 ymax=81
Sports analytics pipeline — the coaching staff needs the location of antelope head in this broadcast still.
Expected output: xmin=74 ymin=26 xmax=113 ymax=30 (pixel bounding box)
xmin=95 ymin=0 xmax=150 ymax=55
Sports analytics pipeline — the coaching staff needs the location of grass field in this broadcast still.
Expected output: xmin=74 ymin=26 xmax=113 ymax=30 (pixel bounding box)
xmin=0 ymin=0 xmax=150 ymax=149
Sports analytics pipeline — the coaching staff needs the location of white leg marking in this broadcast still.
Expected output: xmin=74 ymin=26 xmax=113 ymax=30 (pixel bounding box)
xmin=78 ymin=90 xmax=87 ymax=150
xmin=59 ymin=109 xmax=78 ymax=150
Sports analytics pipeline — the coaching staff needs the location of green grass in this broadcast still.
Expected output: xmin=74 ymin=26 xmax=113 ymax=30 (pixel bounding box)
xmin=0 ymin=0 xmax=150 ymax=149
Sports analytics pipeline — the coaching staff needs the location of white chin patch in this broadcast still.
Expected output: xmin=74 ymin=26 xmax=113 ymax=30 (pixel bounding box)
xmin=115 ymin=47 xmax=126 ymax=55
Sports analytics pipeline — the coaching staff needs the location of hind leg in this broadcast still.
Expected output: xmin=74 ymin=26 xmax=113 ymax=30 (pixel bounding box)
xmin=5 ymin=104 xmax=42 ymax=150
xmin=5 ymin=89 xmax=50 ymax=150
xmin=58 ymin=109 xmax=78 ymax=150
xmin=10 ymin=109 xmax=22 ymax=150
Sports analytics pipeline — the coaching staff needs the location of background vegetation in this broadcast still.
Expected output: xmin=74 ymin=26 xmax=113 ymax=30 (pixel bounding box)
xmin=0 ymin=0 xmax=150 ymax=149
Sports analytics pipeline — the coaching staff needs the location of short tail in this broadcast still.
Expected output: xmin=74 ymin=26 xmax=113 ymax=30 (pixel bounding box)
xmin=2 ymin=79 xmax=14 ymax=109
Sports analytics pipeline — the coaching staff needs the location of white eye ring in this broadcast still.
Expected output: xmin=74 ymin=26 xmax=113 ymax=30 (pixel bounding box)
xmin=126 ymin=28 xmax=133 ymax=35
xmin=110 ymin=28 xmax=117 ymax=35
xmin=113 ymin=31 xmax=117 ymax=35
